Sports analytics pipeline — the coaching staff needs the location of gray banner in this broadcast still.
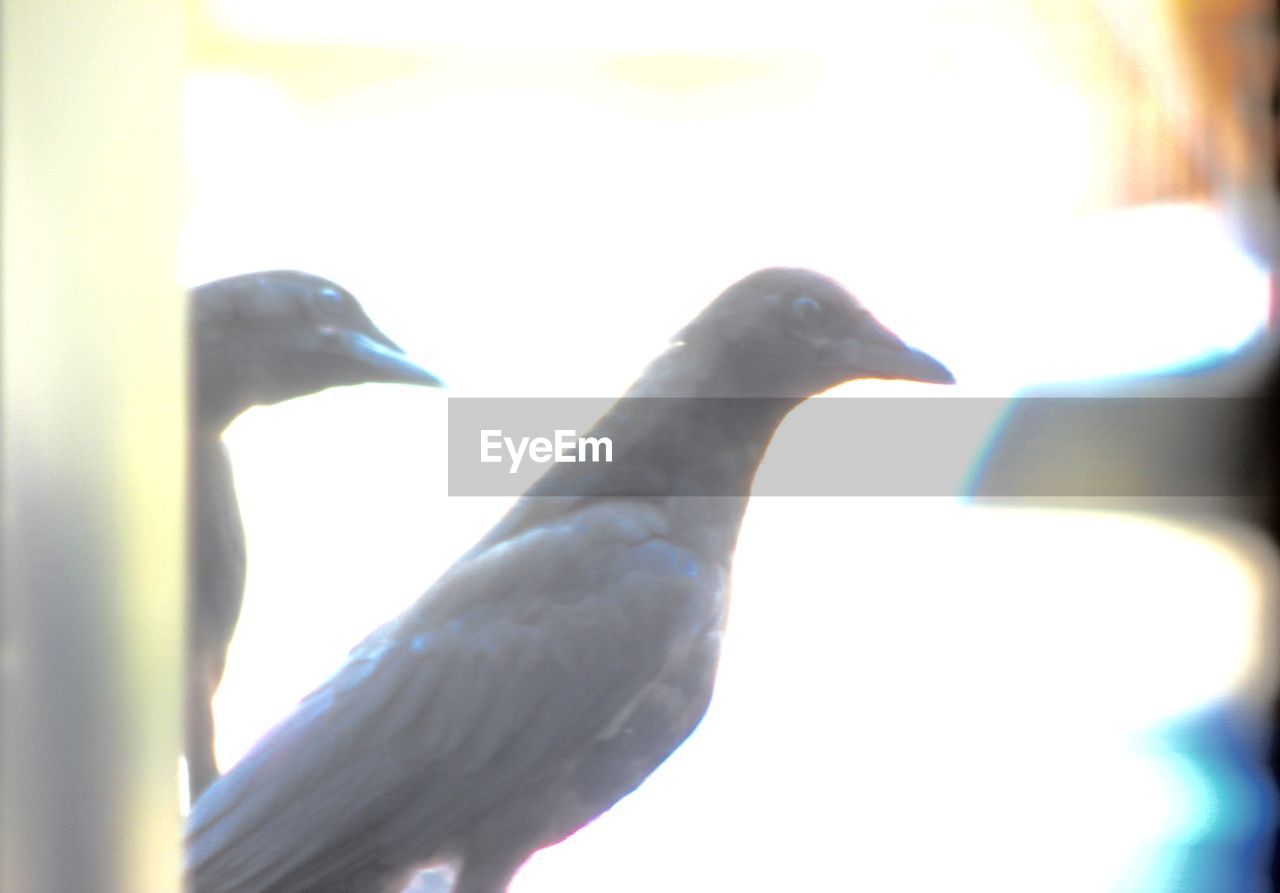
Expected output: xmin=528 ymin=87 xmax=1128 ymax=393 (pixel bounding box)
xmin=448 ymin=397 xmax=1268 ymax=499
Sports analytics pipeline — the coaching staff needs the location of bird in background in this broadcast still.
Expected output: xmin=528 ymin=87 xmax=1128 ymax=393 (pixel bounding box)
xmin=186 ymin=267 xmax=953 ymax=893
xmin=189 ymin=270 xmax=442 ymax=801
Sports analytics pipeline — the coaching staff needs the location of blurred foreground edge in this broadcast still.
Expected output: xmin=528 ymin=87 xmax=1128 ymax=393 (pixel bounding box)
xmin=0 ymin=3 xmax=187 ymax=893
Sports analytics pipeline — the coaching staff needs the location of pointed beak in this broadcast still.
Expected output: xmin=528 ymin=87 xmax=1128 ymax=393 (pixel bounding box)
xmin=853 ymin=341 xmax=955 ymax=384
xmin=342 ymin=330 xmax=444 ymax=387
xmin=839 ymin=311 xmax=955 ymax=385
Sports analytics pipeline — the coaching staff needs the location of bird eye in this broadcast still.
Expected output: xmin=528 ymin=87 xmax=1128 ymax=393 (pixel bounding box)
xmin=791 ymin=295 xmax=823 ymax=323
xmin=317 ymin=285 xmax=345 ymax=306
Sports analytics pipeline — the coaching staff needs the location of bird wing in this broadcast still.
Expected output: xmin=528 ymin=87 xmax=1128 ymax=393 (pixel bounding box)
xmin=187 ymin=499 xmax=722 ymax=893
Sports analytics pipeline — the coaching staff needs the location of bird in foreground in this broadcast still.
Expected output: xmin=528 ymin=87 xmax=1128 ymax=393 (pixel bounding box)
xmin=186 ymin=267 xmax=953 ymax=893
xmin=189 ymin=270 xmax=442 ymax=801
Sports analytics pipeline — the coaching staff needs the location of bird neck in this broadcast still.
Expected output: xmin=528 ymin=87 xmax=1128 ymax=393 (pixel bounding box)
xmin=481 ymin=341 xmax=805 ymax=558
xmin=193 ymin=351 xmax=244 ymax=434
xmin=519 ymin=394 xmax=792 ymax=554
xmin=518 ymin=342 xmax=799 ymax=497
xmin=596 ymin=394 xmax=797 ymax=497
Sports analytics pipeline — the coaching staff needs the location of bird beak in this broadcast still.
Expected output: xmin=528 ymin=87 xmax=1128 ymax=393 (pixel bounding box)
xmin=342 ymin=330 xmax=444 ymax=387
xmin=854 ymin=341 xmax=954 ymax=384
xmin=842 ymin=319 xmax=955 ymax=385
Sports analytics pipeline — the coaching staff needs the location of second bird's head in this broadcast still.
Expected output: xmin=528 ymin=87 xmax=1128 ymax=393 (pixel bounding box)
xmin=662 ymin=267 xmax=953 ymax=399
xmin=192 ymin=270 xmax=441 ymax=429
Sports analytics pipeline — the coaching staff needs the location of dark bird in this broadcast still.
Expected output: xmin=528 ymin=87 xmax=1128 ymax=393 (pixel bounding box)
xmin=189 ymin=270 xmax=441 ymax=801
xmin=186 ymin=267 xmax=953 ymax=893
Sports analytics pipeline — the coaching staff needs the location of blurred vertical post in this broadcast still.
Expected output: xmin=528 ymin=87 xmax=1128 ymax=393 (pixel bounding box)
xmin=1 ymin=2 xmax=187 ymax=893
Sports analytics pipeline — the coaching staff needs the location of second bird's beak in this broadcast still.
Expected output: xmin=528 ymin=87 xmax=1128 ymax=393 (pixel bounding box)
xmin=342 ymin=330 xmax=444 ymax=388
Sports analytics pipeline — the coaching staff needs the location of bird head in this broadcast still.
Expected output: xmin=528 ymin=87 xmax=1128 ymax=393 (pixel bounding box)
xmin=192 ymin=270 xmax=441 ymax=429
xmin=666 ymin=267 xmax=953 ymax=399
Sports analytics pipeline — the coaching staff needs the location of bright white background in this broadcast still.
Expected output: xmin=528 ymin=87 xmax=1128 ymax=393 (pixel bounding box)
xmin=183 ymin=4 xmax=1275 ymax=890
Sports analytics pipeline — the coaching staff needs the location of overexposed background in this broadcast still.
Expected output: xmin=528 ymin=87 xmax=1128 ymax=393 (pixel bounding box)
xmin=183 ymin=3 xmax=1276 ymax=890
